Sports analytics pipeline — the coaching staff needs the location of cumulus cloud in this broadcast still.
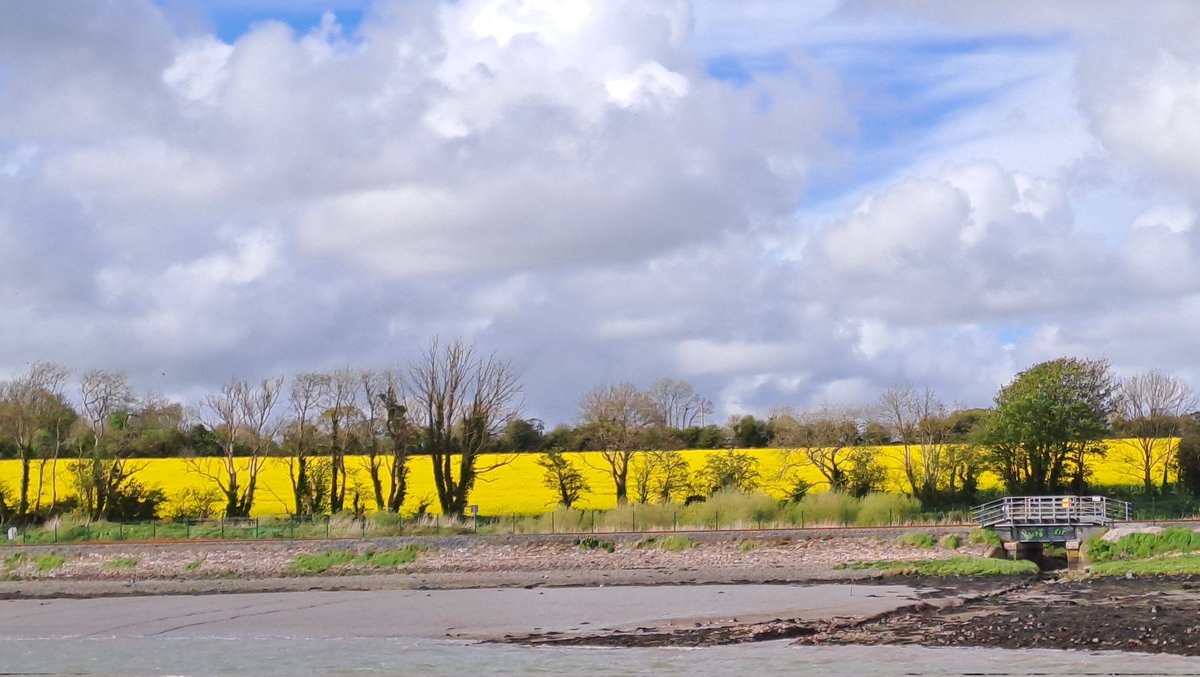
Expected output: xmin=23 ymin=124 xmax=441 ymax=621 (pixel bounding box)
xmin=3 ymin=0 xmax=1200 ymax=425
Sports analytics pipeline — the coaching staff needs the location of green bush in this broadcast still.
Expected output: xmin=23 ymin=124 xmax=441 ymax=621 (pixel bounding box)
xmin=106 ymin=557 xmax=138 ymax=571
xmin=969 ymin=528 xmax=1003 ymax=547
xmin=894 ymin=532 xmax=936 ymax=548
xmin=939 ymin=533 xmax=963 ymax=550
xmin=36 ymin=552 xmax=65 ymax=572
xmin=575 ymin=537 xmax=615 ymax=553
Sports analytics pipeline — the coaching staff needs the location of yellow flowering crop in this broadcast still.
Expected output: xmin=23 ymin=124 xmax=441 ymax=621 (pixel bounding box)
xmin=0 ymin=440 xmax=1176 ymax=518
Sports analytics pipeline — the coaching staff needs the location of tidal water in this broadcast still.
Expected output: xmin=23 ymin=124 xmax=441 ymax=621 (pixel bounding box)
xmin=4 ymin=638 xmax=1200 ymax=677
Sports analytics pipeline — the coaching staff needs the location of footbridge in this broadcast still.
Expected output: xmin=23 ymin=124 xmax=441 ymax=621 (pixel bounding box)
xmin=971 ymin=495 xmax=1131 ymax=564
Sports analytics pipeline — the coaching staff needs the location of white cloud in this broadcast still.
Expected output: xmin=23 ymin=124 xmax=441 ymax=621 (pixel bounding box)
xmin=4 ymin=0 xmax=1200 ymax=426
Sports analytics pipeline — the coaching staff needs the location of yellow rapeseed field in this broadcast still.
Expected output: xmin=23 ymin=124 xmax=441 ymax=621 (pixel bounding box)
xmin=0 ymin=440 xmax=1176 ymax=517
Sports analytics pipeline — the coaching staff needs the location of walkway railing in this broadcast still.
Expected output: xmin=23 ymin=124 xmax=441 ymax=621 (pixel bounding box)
xmin=972 ymin=495 xmax=1130 ymax=529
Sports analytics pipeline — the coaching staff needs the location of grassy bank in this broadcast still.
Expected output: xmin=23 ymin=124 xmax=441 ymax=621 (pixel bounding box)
xmin=2 ymin=491 xmax=968 ymax=546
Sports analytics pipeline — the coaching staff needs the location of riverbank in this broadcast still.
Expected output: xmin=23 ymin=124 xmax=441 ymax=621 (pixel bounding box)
xmin=0 ymin=531 xmax=976 ymax=598
xmin=9 ymin=532 xmax=1200 ymax=657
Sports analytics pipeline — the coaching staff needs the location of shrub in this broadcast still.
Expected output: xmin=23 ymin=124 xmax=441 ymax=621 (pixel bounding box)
xmin=635 ymin=535 xmax=695 ymax=552
xmin=939 ymin=533 xmax=963 ymax=550
xmin=969 ymin=528 xmax=1003 ymax=547
xmin=894 ymin=532 xmax=936 ymax=548
xmin=106 ymin=557 xmax=138 ymax=571
xmin=575 ymin=537 xmax=615 ymax=553
xmin=36 ymin=552 xmax=65 ymax=572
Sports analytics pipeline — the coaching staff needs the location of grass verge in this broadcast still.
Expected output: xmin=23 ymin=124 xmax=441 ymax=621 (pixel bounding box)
xmin=288 ymin=546 xmax=426 ymax=574
xmin=1090 ymin=554 xmax=1200 ymax=576
xmin=836 ymin=556 xmax=1038 ymax=576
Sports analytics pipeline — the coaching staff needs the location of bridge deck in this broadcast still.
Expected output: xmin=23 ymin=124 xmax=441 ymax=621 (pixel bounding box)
xmin=972 ymin=495 xmax=1130 ymax=530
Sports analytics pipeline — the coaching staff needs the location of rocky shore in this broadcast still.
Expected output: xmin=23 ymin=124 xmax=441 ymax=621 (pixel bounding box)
xmin=0 ymin=532 xmax=978 ymax=596
xmin=796 ymin=575 xmax=1200 ymax=655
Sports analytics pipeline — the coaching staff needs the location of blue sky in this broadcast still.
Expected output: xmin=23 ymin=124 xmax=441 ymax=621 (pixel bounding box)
xmin=2 ymin=0 xmax=1199 ymax=424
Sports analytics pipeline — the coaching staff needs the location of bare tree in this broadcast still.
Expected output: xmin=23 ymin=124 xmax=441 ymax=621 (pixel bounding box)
xmin=578 ymin=382 xmax=657 ymax=504
xmin=1113 ymin=370 xmax=1197 ymax=493
xmin=0 ymin=363 xmax=72 ymax=519
xmin=359 ymin=368 xmax=412 ymax=513
xmin=646 ymin=378 xmax=713 ymax=429
xmin=876 ymin=385 xmax=955 ymax=502
xmin=323 ymin=368 xmax=362 ymax=513
xmin=285 ymin=372 xmax=331 ymax=516
xmin=74 ymin=369 xmax=138 ymax=519
xmin=194 ymin=376 xmax=283 ymax=518
xmin=408 ymin=338 xmax=523 ymax=517
xmin=772 ymin=407 xmax=861 ymax=492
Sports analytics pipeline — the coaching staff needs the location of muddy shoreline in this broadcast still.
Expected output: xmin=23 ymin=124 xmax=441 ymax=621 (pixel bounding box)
xmin=6 ymin=535 xmax=1200 ymax=656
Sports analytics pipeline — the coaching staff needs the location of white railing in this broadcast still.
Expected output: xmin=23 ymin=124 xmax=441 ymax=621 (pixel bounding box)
xmin=972 ymin=495 xmax=1130 ymax=528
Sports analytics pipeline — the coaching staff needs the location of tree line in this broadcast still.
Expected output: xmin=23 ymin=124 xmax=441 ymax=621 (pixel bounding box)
xmin=0 ymin=344 xmax=1198 ymax=524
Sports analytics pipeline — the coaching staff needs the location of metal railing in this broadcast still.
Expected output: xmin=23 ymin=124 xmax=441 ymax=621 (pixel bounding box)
xmin=972 ymin=495 xmax=1130 ymax=528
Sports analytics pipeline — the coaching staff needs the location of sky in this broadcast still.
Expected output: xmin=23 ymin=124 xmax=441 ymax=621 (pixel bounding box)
xmin=2 ymin=0 xmax=1200 ymax=426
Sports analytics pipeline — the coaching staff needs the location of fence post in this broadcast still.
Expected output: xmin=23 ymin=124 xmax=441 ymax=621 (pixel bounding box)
xmin=800 ymin=510 xmax=804 ymax=529
xmin=361 ymin=519 xmax=366 ymax=539
xmin=54 ymin=523 xmax=58 ymax=543
xmin=186 ymin=520 xmax=191 ymax=539
xmin=673 ymin=511 xmax=677 ymax=532
xmin=152 ymin=521 xmax=156 ymax=539
xmin=326 ymin=517 xmax=331 ymax=539
xmin=511 ymin=514 xmax=516 ymax=535
xmin=714 ymin=510 xmax=719 ymax=531
xmin=550 ymin=512 xmax=554 ymax=535
xmin=632 ymin=507 xmax=636 ymax=533
xmin=220 ymin=519 xmax=225 ymax=540
xmin=255 ymin=519 xmax=260 ymax=539
xmin=591 ymin=510 xmax=596 ymax=533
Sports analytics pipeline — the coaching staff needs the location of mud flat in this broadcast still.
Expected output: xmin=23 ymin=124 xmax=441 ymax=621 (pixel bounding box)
xmin=0 ymin=583 xmax=922 ymax=643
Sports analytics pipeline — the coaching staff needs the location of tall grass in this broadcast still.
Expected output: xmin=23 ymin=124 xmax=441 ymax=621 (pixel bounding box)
xmin=1 ymin=491 xmax=960 ymax=544
xmin=1087 ymin=526 xmax=1200 ymax=562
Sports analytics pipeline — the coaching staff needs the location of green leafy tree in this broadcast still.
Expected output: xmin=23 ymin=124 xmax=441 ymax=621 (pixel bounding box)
xmin=697 ymin=448 xmax=760 ymax=495
xmin=730 ymin=415 xmax=770 ymax=447
xmin=982 ymin=357 xmax=1116 ymax=494
xmin=1176 ymin=414 xmax=1200 ymax=495
xmin=537 ymin=450 xmax=589 ymax=508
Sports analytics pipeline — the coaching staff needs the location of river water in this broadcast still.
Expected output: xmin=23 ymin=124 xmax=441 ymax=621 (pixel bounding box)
xmin=4 ymin=638 xmax=1200 ymax=676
